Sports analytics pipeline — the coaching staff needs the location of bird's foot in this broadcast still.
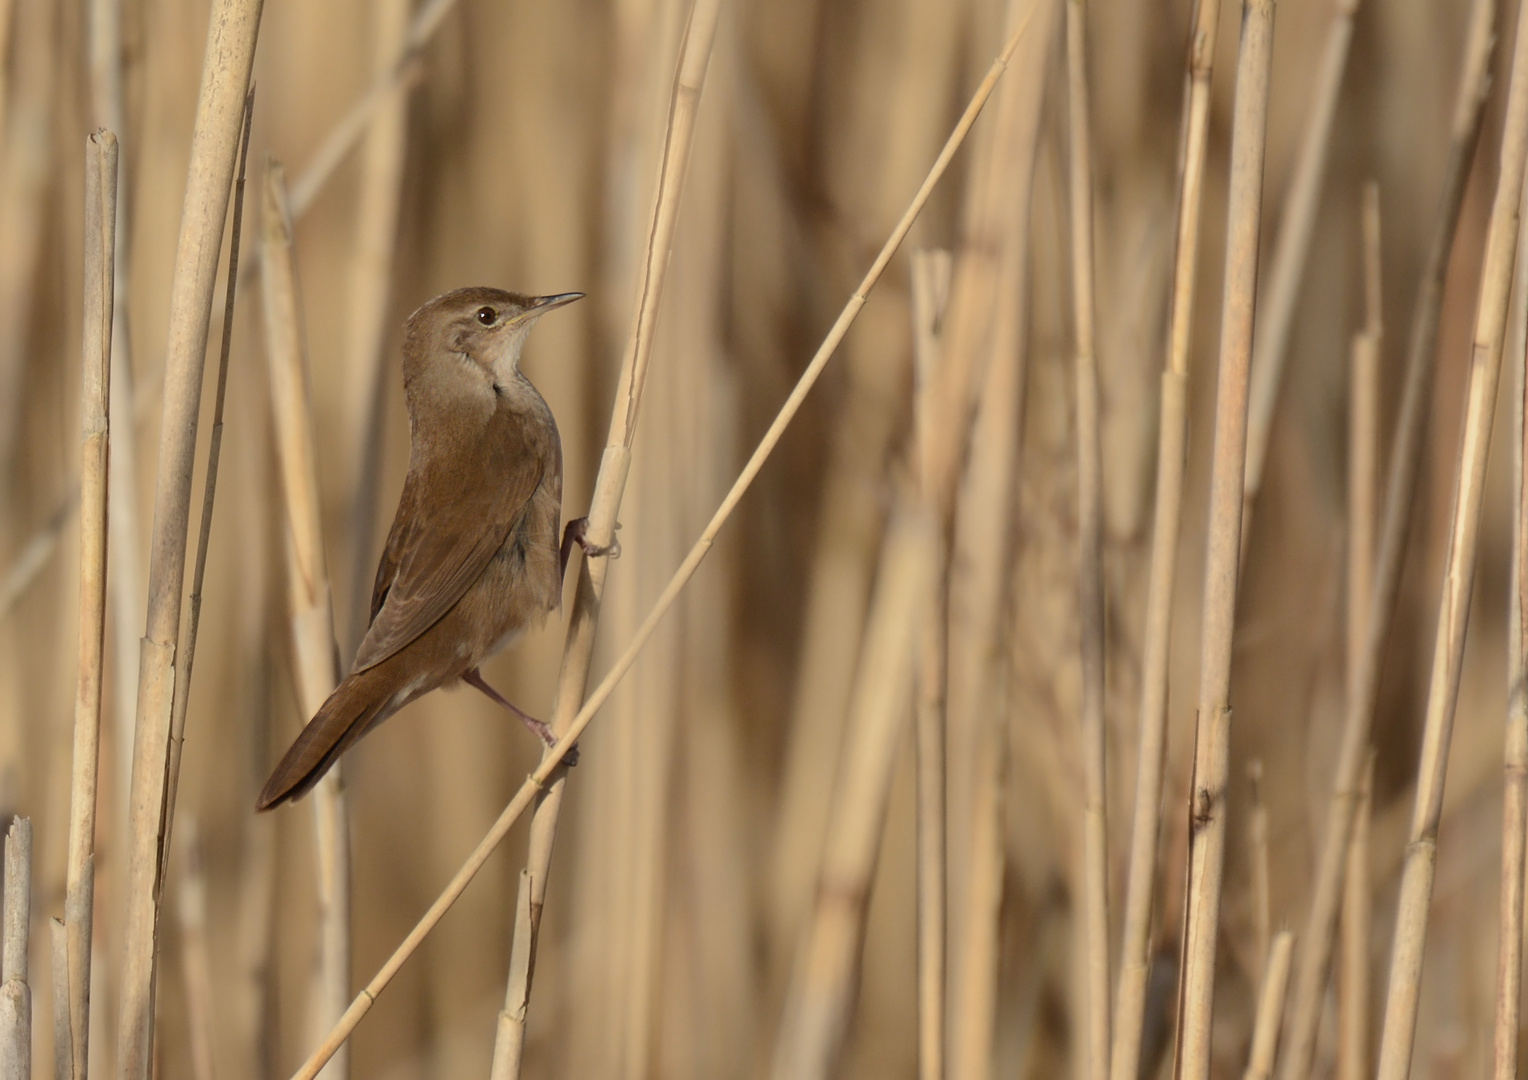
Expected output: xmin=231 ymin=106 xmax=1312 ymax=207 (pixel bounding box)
xmin=463 ymin=668 xmax=579 ymax=766
xmin=560 ymin=517 xmax=622 ymax=578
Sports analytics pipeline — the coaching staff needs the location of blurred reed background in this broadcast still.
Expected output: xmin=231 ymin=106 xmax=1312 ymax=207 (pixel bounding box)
xmin=0 ymin=0 xmax=1523 ymax=1076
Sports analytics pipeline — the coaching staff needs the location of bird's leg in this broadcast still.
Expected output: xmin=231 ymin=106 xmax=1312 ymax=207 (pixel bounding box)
xmin=559 ymin=516 xmax=622 ymax=580
xmin=463 ymin=667 xmax=578 ymax=765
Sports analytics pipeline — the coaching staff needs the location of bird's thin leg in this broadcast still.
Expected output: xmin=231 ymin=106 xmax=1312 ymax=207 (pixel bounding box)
xmin=559 ymin=516 xmax=621 ymax=580
xmin=462 ymin=667 xmax=578 ymax=766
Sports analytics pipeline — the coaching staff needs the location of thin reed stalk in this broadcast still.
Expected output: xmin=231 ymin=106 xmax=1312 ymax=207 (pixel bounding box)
xmin=0 ymin=818 xmax=30 ymax=1080
xmin=1277 ymin=3 xmax=1496 ymax=1074
xmin=115 ymin=2 xmax=263 ymax=1074
xmin=262 ymin=162 xmax=352 ymax=1080
xmin=1348 ymin=182 xmax=1381 ymax=703
xmin=291 ymin=14 xmax=1041 ymax=1075
xmin=162 ymin=86 xmax=255 ymax=874
xmin=490 ymin=2 xmax=721 ymax=1076
xmin=911 ymin=249 xmax=952 ymax=1080
xmin=1372 ymin=1 xmax=1528 ymax=1074
xmin=945 ymin=149 xmax=1031 ymax=1080
xmin=1337 ymin=753 xmax=1372 ymax=1080
xmin=1108 ymin=0 xmax=1221 ymax=1074
xmin=770 ymin=505 xmax=935 ymax=1080
xmin=1248 ymin=761 xmax=1269 ymax=981
xmin=1173 ymin=3 xmax=1275 ymax=1079
xmin=61 ymin=129 xmax=117 ymax=1080
xmin=1335 ymin=189 xmax=1380 ymax=1080
xmin=1496 ymin=164 xmax=1528 ymax=1080
xmin=49 ymin=918 xmax=67 ymax=1080
xmin=1065 ymin=1 xmax=1108 ymax=1076
xmin=1241 ymin=0 xmax=1363 ymax=539
xmin=1241 ymin=931 xmax=1293 ymax=1080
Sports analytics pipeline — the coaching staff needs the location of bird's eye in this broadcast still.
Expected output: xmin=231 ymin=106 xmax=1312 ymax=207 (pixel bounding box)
xmin=476 ymin=306 xmax=497 ymax=326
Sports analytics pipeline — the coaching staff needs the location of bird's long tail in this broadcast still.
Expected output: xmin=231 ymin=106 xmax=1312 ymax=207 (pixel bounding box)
xmin=256 ymin=663 xmax=402 ymax=811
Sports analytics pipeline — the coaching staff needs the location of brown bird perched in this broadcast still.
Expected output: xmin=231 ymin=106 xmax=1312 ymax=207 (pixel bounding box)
xmin=257 ymin=287 xmax=611 ymax=811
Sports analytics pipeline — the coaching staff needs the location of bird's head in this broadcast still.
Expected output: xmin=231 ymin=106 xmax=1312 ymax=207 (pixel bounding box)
xmin=402 ymin=286 xmax=583 ymax=406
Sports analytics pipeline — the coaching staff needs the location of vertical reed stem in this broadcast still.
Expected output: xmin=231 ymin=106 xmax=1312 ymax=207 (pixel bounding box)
xmin=1 ymin=818 xmax=31 ymax=1080
xmin=262 ymin=162 xmax=352 ymax=1080
xmin=1109 ymin=0 xmax=1221 ymax=1074
xmin=63 ymin=129 xmax=117 ymax=1080
xmin=911 ymin=249 xmax=952 ymax=1080
xmin=1241 ymin=931 xmax=1293 ymax=1080
xmin=1174 ymin=3 xmax=1275 ymax=1078
xmin=1065 ymin=1 xmax=1108 ymax=1076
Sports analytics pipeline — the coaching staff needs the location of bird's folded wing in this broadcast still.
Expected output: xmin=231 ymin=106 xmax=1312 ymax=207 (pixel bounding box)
xmin=353 ymin=418 xmax=546 ymax=672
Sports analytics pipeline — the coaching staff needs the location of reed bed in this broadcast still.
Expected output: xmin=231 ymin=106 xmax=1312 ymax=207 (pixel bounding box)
xmin=7 ymin=0 xmax=1528 ymax=1077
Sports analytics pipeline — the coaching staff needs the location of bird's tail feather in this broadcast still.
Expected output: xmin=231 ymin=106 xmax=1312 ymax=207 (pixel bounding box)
xmin=256 ymin=665 xmax=399 ymax=811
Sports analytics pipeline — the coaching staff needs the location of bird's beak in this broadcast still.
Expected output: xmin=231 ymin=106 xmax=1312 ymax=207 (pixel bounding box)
xmin=528 ymin=292 xmax=585 ymax=314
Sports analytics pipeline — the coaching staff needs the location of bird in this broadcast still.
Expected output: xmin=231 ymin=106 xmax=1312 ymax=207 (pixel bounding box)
xmin=256 ymin=287 xmax=611 ymax=811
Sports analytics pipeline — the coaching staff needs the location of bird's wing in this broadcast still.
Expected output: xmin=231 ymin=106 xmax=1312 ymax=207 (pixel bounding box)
xmin=353 ymin=414 xmax=548 ymax=672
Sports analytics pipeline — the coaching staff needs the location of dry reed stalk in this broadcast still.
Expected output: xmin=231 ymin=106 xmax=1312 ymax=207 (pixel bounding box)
xmin=1496 ymin=169 xmax=1528 ymax=1080
xmin=262 ymin=163 xmax=352 ymax=1080
xmin=1108 ymin=0 xmax=1220 ymax=1074
xmin=943 ymin=171 xmax=1029 ymax=1080
xmin=934 ymin=23 xmax=1057 ymax=1071
xmin=1173 ymin=2 xmax=1275 ymax=1078
xmin=1334 ymin=191 xmax=1380 ymax=1080
xmin=291 ymin=15 xmax=1040 ymax=1075
xmin=1337 ymin=752 xmax=1372 ymax=1080
xmin=49 ymin=918 xmax=67 ymax=1080
xmin=770 ymin=505 xmax=936 ymax=1080
xmin=175 ymin=819 xmax=216 ymax=1080
xmin=490 ymin=2 xmax=721 ymax=1076
xmin=115 ymin=1 xmax=263 ymax=1073
xmin=1348 ymin=181 xmax=1382 ymax=678
xmin=60 ymin=129 xmax=118 ymax=1080
xmin=1065 ymin=1 xmax=1108 ymax=1076
xmin=1241 ymin=0 xmax=1362 ymax=542
xmin=89 ymin=0 xmax=146 ymax=904
xmin=1276 ymin=2 xmax=1496 ymax=1074
xmin=340 ymin=0 xmax=412 ymax=654
xmin=1372 ymin=1 xmax=1528 ymax=1074
xmin=911 ymin=248 xmax=952 ymax=1080
xmin=1241 ymin=930 xmax=1293 ymax=1080
xmin=163 ymin=86 xmax=256 ymax=878
xmin=1 ymin=818 xmax=31 ymax=1080
xmin=948 ymin=688 xmax=1007 ymax=1080
xmin=1247 ymin=761 xmax=1269 ymax=981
